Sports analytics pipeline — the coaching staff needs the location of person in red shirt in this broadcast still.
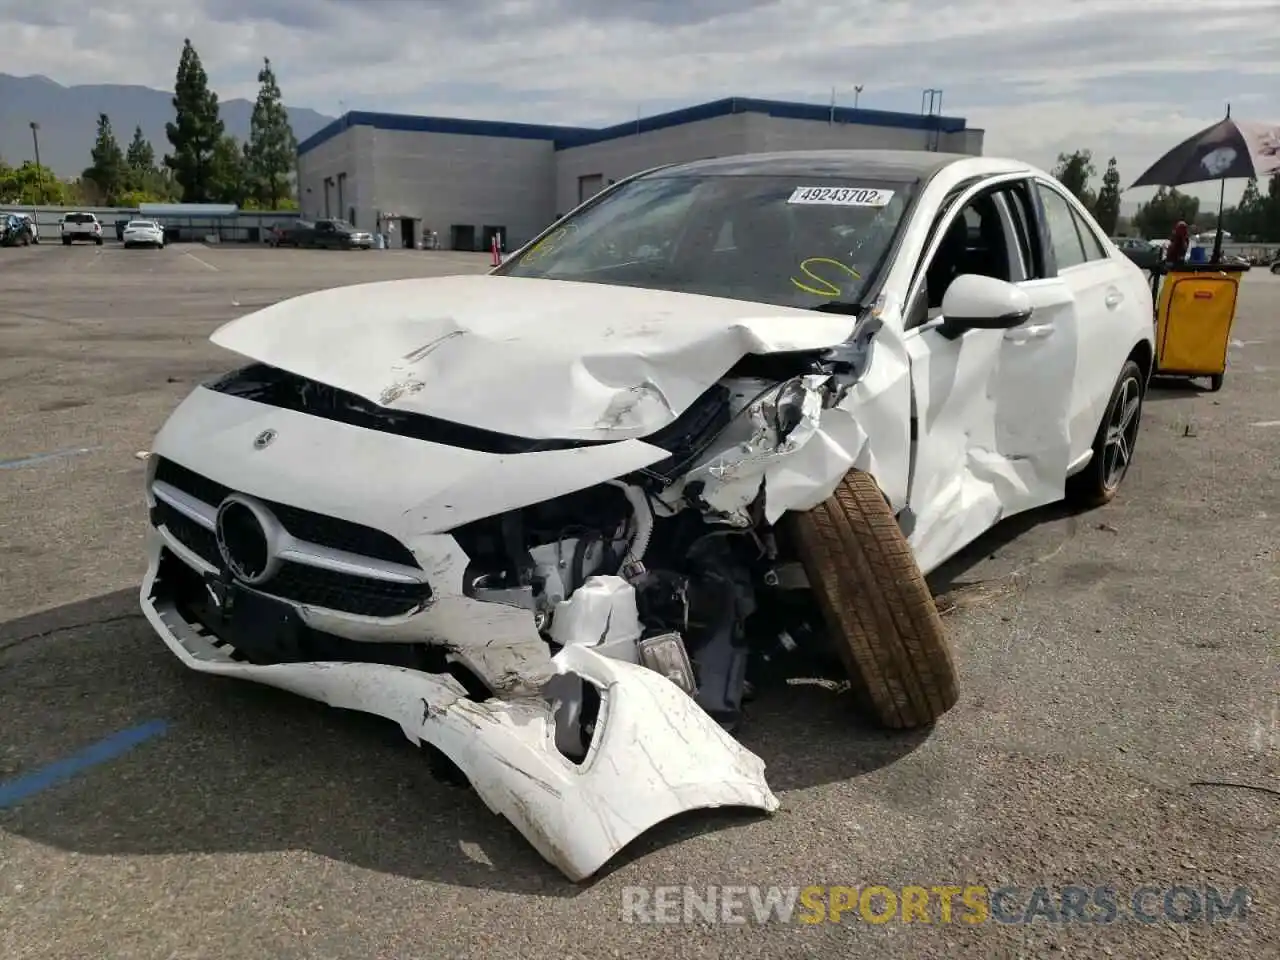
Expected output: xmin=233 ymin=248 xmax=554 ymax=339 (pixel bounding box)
xmin=1166 ymin=220 xmax=1190 ymax=265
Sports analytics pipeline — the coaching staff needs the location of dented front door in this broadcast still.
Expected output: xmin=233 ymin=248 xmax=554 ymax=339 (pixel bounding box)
xmin=899 ymin=178 xmax=1076 ymax=575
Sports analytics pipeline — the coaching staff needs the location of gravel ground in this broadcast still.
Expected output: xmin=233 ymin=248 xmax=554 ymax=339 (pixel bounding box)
xmin=1 ymin=242 xmax=1276 ymax=959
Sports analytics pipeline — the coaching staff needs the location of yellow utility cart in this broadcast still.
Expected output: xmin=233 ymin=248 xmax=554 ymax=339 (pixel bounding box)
xmin=1154 ymin=261 xmax=1248 ymax=392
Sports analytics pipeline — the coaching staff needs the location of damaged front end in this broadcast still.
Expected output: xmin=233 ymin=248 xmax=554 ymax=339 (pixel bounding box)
xmin=141 ymin=296 xmax=910 ymax=881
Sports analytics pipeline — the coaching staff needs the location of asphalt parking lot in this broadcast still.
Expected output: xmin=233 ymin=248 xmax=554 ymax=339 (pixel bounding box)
xmin=1 ymin=241 xmax=1277 ymax=959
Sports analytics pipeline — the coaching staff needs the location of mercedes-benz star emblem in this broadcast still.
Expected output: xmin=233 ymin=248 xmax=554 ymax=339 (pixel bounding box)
xmin=214 ymin=493 xmax=286 ymax=586
xmin=253 ymin=429 xmax=277 ymax=449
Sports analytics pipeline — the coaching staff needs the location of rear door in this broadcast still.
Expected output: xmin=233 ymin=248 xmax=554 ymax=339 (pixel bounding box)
xmin=1031 ymin=181 xmax=1136 ymax=464
xmin=900 ymin=176 xmax=1078 ymax=574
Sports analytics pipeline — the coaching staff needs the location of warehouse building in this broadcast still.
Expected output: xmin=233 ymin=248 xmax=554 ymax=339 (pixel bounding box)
xmin=295 ymin=96 xmax=983 ymax=252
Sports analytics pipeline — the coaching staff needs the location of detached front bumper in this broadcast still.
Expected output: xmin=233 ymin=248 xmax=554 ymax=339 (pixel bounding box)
xmin=140 ymin=529 xmax=778 ymax=880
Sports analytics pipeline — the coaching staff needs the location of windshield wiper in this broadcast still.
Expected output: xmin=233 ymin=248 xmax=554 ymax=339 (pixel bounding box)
xmin=809 ymin=301 xmax=864 ymax=316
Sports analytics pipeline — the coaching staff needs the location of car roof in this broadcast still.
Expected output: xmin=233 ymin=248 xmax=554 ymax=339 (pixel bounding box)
xmin=639 ymin=149 xmax=1033 ymax=183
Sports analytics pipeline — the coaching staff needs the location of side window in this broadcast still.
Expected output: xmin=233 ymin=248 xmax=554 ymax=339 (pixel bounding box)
xmin=1036 ymin=183 xmax=1087 ymax=270
xmin=1072 ymin=208 xmax=1109 ymax=262
xmin=908 ymin=183 xmax=1022 ymax=327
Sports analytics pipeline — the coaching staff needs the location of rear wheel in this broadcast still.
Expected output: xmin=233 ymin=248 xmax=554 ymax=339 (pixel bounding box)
xmin=1208 ymin=373 xmax=1224 ymax=392
xmin=784 ymin=469 xmax=959 ymax=729
xmin=1066 ymin=359 xmax=1144 ymax=508
xmin=62 ymin=237 xmax=71 ymax=246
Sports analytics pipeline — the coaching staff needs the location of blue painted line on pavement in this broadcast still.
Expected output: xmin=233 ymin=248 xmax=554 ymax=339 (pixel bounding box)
xmin=0 ymin=446 xmax=102 ymax=469
xmin=0 ymin=719 xmax=170 ymax=809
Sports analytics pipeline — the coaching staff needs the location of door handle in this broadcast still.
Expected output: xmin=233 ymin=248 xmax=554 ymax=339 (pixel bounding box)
xmin=1105 ymin=288 xmax=1124 ymax=309
xmin=1004 ymin=323 xmax=1055 ymax=342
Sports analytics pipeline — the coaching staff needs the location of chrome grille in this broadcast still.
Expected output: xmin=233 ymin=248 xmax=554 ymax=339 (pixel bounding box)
xmin=149 ymin=457 xmax=432 ymax=618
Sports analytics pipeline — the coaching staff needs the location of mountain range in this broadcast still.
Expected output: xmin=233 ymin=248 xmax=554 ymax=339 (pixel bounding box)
xmin=0 ymin=73 xmax=334 ymax=176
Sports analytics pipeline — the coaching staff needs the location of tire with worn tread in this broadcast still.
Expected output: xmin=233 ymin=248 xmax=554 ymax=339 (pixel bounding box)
xmin=785 ymin=469 xmax=958 ymax=729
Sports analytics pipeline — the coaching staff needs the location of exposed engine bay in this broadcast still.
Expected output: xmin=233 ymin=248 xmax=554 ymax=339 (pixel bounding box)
xmin=205 ymin=341 xmax=883 ymax=755
xmin=141 ymin=276 xmax=936 ymax=880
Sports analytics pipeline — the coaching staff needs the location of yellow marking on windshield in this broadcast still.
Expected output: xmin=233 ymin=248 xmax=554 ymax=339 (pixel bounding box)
xmin=791 ymin=257 xmax=862 ymax=298
xmin=521 ymin=224 xmax=579 ymax=263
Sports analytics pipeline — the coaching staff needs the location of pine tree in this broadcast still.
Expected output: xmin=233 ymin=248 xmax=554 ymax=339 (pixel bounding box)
xmin=164 ymin=38 xmax=225 ymax=202
xmin=1052 ymin=149 xmax=1098 ymax=209
xmin=244 ymin=58 xmax=298 ymax=210
xmin=1092 ymin=157 xmax=1123 ymax=235
xmin=82 ymin=113 xmax=127 ymax=204
xmin=126 ymin=125 xmax=156 ymax=172
xmin=210 ymin=135 xmax=249 ymax=205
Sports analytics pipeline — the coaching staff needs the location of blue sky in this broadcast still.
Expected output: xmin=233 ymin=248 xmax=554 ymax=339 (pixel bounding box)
xmin=2 ymin=0 xmax=1276 ymax=207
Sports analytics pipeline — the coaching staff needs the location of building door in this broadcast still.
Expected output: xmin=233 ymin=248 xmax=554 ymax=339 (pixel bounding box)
xmin=450 ymin=224 xmax=476 ymax=251
xmin=400 ymin=218 xmax=416 ymax=248
xmin=578 ymin=174 xmax=604 ymax=205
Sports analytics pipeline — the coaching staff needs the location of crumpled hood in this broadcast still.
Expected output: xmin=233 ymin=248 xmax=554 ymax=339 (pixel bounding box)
xmin=210 ymin=275 xmax=858 ymax=441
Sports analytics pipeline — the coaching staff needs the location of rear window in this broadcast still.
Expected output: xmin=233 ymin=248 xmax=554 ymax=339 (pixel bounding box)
xmin=64 ymin=213 xmax=96 ymax=224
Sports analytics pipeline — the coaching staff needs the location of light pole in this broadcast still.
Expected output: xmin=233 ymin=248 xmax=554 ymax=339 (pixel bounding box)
xmin=29 ymin=121 xmax=44 ymax=208
xmin=854 ymin=85 xmax=864 ymax=109
xmin=921 ymin=89 xmax=944 ymax=151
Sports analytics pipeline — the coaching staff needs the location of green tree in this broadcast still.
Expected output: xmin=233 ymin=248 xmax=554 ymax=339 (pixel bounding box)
xmin=126 ymin=125 xmax=156 ymax=174
xmin=0 ymin=161 xmax=75 ymax=205
xmin=1264 ymin=173 xmax=1280 ymax=240
xmin=1223 ymin=177 xmax=1265 ymax=238
xmin=165 ymin=38 xmax=225 ymax=202
xmin=1092 ymin=157 xmax=1122 ymax=235
xmin=1132 ymin=186 xmax=1201 ymax=240
xmin=81 ymin=113 xmax=127 ymax=204
xmin=209 ymin=134 xmax=249 ymax=205
xmin=1052 ymin=149 xmax=1098 ymax=208
xmin=244 ymin=58 xmax=298 ymax=210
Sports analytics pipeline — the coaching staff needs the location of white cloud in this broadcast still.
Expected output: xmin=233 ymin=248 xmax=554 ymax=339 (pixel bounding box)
xmin=2 ymin=0 xmax=1276 ymax=206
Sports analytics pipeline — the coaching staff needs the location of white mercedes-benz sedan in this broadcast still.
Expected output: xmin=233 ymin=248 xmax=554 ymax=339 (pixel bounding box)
xmin=140 ymin=150 xmax=1155 ymax=880
xmin=122 ymin=219 xmax=165 ymax=248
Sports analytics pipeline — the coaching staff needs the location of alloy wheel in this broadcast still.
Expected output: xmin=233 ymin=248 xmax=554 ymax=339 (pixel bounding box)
xmin=1103 ymin=376 xmax=1142 ymax=491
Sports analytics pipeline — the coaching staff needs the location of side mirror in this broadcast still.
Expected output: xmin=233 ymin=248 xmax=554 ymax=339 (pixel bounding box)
xmin=938 ymin=274 xmax=1033 ymax=339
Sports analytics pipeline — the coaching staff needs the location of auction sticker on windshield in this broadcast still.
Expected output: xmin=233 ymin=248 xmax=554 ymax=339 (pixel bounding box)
xmin=787 ymin=186 xmax=895 ymax=206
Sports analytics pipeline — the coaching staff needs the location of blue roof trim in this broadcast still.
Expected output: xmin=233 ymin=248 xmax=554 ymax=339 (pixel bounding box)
xmin=297 ymin=97 xmax=969 ymax=157
xmin=297 ymin=111 xmax=592 ymax=155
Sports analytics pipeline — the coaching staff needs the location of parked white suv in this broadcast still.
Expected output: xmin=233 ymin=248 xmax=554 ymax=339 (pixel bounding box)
xmin=61 ymin=212 xmax=103 ymax=245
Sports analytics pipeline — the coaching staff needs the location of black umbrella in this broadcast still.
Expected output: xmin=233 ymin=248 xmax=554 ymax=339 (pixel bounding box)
xmin=1128 ymin=107 xmax=1280 ymax=261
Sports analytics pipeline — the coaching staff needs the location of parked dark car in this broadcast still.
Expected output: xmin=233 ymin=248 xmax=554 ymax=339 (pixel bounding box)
xmin=1 ymin=213 xmax=37 ymax=246
xmin=268 ymin=217 xmax=371 ymax=249
xmin=1111 ymin=236 xmax=1161 ymax=271
xmin=267 ymin=219 xmax=311 ymax=247
xmin=308 ymin=218 xmax=373 ymax=249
